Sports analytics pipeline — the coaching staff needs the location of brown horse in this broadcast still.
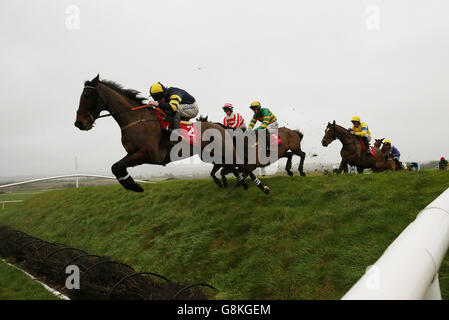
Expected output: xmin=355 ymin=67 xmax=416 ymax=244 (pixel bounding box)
xmin=321 ymin=121 xmax=390 ymax=173
xmin=374 ymin=138 xmax=384 ymax=149
xmin=74 ymin=75 xmax=268 ymax=193
xmin=201 ymin=115 xmax=306 ymax=188
xmin=374 ymin=138 xmax=400 ymax=170
xmin=381 ymin=144 xmax=402 ymax=171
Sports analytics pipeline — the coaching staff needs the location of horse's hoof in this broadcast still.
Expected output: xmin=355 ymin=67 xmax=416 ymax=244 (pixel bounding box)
xmin=287 ymin=171 xmax=294 ymax=176
xmin=243 ymin=182 xmax=249 ymax=190
xmin=263 ymin=186 xmax=270 ymax=194
xmin=300 ymin=171 xmax=306 ymax=177
xmin=129 ymin=184 xmax=144 ymax=192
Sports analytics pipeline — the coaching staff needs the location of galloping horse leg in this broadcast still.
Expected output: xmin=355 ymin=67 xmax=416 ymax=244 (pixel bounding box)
xmin=356 ymin=166 xmax=364 ymax=174
xmin=210 ymin=164 xmax=223 ymax=188
xmin=220 ymin=165 xmax=230 ymax=188
xmin=111 ymin=151 xmax=147 ymax=192
xmin=283 ymin=151 xmax=294 ymax=176
xmin=228 ymin=165 xmax=248 ymax=189
xmin=338 ymin=160 xmax=349 ymax=174
xmin=236 ymin=166 xmax=270 ymax=195
xmin=296 ymin=150 xmax=306 ymax=176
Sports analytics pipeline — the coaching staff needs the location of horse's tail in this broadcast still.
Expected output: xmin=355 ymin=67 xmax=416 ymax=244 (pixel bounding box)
xmin=293 ymin=129 xmax=304 ymax=141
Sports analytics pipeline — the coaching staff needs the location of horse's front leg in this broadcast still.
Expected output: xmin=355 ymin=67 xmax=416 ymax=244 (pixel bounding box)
xmin=220 ymin=165 xmax=230 ymax=188
xmin=228 ymin=165 xmax=248 ymax=189
xmin=338 ymin=160 xmax=348 ymax=174
xmin=238 ymin=165 xmax=270 ymax=194
xmin=111 ymin=151 xmax=148 ymax=192
xmin=210 ymin=164 xmax=223 ymax=188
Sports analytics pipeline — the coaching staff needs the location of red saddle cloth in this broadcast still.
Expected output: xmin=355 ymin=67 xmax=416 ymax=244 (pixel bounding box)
xmin=155 ymin=110 xmax=199 ymax=146
xmin=359 ymin=137 xmax=375 ymax=156
xmin=270 ymin=133 xmax=283 ymax=145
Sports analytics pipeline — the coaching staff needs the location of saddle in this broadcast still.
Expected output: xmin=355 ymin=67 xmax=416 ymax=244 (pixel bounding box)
xmin=359 ymin=137 xmax=375 ymax=156
xmin=154 ymin=108 xmax=199 ymax=146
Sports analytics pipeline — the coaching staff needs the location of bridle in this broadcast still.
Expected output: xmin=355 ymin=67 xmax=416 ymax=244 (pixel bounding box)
xmin=82 ymin=85 xmax=163 ymax=131
xmin=325 ymin=124 xmax=357 ymax=147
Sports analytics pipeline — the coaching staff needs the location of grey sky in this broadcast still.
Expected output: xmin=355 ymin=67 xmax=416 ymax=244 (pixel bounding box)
xmin=0 ymin=0 xmax=448 ymax=177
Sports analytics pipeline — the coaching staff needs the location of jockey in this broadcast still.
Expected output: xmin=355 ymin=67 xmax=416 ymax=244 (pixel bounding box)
xmin=349 ymin=116 xmax=372 ymax=156
xmin=248 ymin=101 xmax=278 ymax=156
xmin=383 ymin=139 xmax=400 ymax=164
xmin=148 ymin=82 xmax=199 ymax=129
xmin=440 ymin=157 xmax=448 ymax=170
xmin=248 ymin=101 xmax=278 ymax=131
xmin=222 ymin=103 xmax=246 ymax=129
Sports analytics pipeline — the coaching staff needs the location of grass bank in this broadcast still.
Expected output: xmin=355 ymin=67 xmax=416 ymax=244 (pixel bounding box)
xmin=0 ymin=259 xmax=59 ymax=300
xmin=0 ymin=170 xmax=448 ymax=299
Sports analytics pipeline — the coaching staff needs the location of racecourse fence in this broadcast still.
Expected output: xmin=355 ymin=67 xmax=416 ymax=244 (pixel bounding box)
xmin=0 ymin=227 xmax=216 ymax=300
xmin=0 ymin=174 xmax=153 ymax=190
xmin=342 ymin=187 xmax=449 ymax=299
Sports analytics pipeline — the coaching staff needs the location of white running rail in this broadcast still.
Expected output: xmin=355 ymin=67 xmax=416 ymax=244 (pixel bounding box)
xmin=0 ymin=174 xmax=152 ymax=189
xmin=342 ymin=187 xmax=449 ymax=300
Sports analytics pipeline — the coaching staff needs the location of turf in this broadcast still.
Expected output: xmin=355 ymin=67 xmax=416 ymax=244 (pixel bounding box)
xmin=0 ymin=259 xmax=60 ymax=300
xmin=0 ymin=170 xmax=448 ymax=299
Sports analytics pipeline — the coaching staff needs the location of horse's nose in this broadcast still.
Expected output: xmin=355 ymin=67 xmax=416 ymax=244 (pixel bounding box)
xmin=74 ymin=120 xmax=84 ymax=130
xmin=321 ymin=140 xmax=328 ymax=147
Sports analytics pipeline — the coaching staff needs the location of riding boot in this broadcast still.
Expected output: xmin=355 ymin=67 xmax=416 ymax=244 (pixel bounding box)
xmin=363 ymin=137 xmax=371 ymax=156
xmin=171 ymin=112 xmax=181 ymax=130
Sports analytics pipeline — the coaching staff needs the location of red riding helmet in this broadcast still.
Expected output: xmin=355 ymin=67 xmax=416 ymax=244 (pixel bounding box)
xmin=222 ymin=103 xmax=233 ymax=112
xmin=442 ymin=157 xmax=446 ymax=161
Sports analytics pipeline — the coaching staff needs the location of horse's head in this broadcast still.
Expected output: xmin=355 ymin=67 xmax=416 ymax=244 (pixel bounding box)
xmin=374 ymin=138 xmax=384 ymax=149
xmin=321 ymin=121 xmax=337 ymax=147
xmin=74 ymin=74 xmax=104 ymax=131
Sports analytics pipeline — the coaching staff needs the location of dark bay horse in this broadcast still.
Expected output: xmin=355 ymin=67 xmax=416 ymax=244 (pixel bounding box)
xmin=381 ymin=144 xmax=402 ymax=171
xmin=321 ymin=121 xmax=389 ymax=173
xmin=74 ymin=75 xmax=267 ymax=192
xmin=209 ymin=122 xmax=306 ymax=188
xmin=374 ymin=138 xmax=401 ymax=171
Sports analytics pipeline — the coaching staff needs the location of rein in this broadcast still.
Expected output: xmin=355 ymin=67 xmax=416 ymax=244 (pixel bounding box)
xmin=84 ymin=85 xmax=167 ymax=131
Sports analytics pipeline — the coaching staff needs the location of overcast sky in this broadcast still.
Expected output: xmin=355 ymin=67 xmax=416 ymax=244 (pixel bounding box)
xmin=0 ymin=0 xmax=448 ymax=178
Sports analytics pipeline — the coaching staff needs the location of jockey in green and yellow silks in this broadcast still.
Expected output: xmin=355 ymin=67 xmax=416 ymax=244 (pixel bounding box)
xmin=248 ymin=101 xmax=278 ymax=131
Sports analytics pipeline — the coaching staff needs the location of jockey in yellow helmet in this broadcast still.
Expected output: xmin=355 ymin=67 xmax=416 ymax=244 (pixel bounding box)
xmin=349 ymin=116 xmax=372 ymax=156
xmin=148 ymin=82 xmax=198 ymax=129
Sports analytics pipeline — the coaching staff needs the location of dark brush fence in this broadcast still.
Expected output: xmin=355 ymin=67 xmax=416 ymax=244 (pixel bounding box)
xmin=0 ymin=226 xmax=216 ymax=300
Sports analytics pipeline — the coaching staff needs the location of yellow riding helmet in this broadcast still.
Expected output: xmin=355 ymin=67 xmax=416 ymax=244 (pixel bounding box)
xmin=150 ymin=82 xmax=166 ymax=100
xmin=351 ymin=116 xmax=361 ymax=122
xmin=250 ymin=101 xmax=261 ymax=109
xmin=384 ymin=139 xmax=391 ymax=144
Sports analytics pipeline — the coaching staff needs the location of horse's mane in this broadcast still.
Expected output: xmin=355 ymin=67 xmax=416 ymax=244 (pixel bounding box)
xmin=86 ymin=79 xmax=147 ymax=105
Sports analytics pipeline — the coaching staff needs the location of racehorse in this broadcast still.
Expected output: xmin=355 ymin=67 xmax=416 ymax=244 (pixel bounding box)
xmin=381 ymin=144 xmax=402 ymax=171
xmin=374 ymin=138 xmax=401 ymax=171
xmin=199 ymin=117 xmax=306 ymax=188
xmin=374 ymin=138 xmax=384 ymax=149
xmin=74 ymin=75 xmax=270 ymax=193
xmin=321 ymin=121 xmax=390 ymax=173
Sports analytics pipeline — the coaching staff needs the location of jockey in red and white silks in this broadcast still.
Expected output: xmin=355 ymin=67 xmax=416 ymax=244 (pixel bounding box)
xmin=222 ymin=103 xmax=246 ymax=129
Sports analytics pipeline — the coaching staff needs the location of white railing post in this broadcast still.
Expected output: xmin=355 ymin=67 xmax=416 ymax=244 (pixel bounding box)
xmin=342 ymin=187 xmax=449 ymax=300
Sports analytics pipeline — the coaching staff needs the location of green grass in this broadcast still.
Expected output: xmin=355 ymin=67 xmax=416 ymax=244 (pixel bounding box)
xmin=1 ymin=170 xmax=449 ymax=299
xmin=0 ymin=259 xmax=60 ymax=300
xmin=0 ymin=191 xmax=46 ymax=202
